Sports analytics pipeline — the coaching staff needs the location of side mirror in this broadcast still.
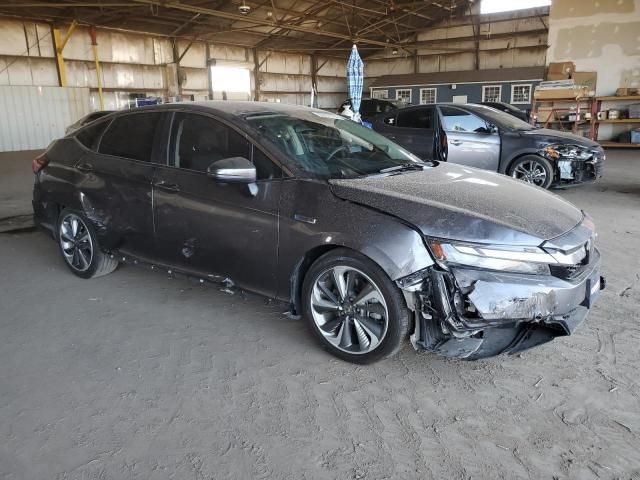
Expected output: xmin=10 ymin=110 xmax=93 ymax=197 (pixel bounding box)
xmin=207 ymin=157 xmax=256 ymax=183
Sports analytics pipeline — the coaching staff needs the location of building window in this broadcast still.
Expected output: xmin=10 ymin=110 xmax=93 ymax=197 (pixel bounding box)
xmin=372 ymin=89 xmax=388 ymax=99
xmin=396 ymin=89 xmax=412 ymax=104
xmin=511 ymin=84 xmax=532 ymax=104
xmin=420 ymin=88 xmax=437 ymax=104
xmin=482 ymin=85 xmax=502 ymax=102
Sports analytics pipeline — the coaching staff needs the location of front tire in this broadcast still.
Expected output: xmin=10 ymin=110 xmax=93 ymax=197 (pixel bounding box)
xmin=57 ymin=208 xmax=118 ymax=279
xmin=508 ymin=155 xmax=554 ymax=189
xmin=302 ymin=249 xmax=409 ymax=364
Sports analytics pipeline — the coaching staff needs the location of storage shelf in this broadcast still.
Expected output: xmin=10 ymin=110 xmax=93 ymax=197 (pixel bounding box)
xmin=545 ymin=120 xmax=590 ymax=124
xmin=596 ymin=95 xmax=640 ymax=101
xmin=599 ymin=141 xmax=640 ymax=148
xmin=595 ymin=118 xmax=640 ymax=123
xmin=533 ymin=97 xmax=591 ymax=102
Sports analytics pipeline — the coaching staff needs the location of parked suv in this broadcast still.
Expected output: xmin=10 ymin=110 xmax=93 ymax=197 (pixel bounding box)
xmin=339 ymin=98 xmax=399 ymax=122
xmin=372 ymin=103 xmax=604 ymax=188
xmin=33 ymin=102 xmax=603 ymax=363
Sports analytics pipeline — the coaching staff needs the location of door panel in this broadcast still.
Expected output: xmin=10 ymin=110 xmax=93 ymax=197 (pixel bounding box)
xmin=374 ymin=107 xmax=436 ymax=160
xmin=438 ymin=106 xmax=500 ymax=171
xmin=78 ymin=112 xmax=163 ymax=257
xmin=153 ymin=112 xmax=282 ymax=297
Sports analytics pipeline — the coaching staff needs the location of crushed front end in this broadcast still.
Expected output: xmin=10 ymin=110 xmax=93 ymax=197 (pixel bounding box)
xmin=541 ymin=144 xmax=605 ymax=186
xmin=399 ymin=218 xmax=605 ymax=360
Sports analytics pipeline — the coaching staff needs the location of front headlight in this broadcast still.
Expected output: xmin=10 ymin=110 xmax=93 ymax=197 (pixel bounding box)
xmin=541 ymin=143 xmax=592 ymax=161
xmin=428 ymin=240 xmax=557 ymax=275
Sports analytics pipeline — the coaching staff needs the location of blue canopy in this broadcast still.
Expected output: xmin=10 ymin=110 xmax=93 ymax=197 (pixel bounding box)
xmin=346 ymin=45 xmax=364 ymax=119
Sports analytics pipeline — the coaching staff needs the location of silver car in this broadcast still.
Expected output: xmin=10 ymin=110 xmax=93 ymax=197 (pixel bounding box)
xmin=373 ymin=103 xmax=604 ymax=189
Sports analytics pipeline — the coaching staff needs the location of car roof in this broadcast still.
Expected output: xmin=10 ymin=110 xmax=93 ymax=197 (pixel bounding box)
xmin=115 ymin=100 xmax=326 ymax=121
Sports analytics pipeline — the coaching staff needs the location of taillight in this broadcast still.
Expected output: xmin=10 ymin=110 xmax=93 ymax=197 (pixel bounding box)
xmin=32 ymin=153 xmax=49 ymax=173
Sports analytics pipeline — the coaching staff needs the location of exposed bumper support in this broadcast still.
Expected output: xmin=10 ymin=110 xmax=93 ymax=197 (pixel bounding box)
xmin=400 ymin=256 xmax=604 ymax=360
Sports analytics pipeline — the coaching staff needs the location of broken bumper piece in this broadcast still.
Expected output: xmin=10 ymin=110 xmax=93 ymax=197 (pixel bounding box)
xmin=402 ymin=254 xmax=604 ymax=360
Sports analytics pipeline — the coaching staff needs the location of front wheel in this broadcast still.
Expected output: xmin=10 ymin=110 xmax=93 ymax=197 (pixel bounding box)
xmin=57 ymin=209 xmax=118 ymax=279
xmin=508 ymin=155 xmax=554 ymax=189
xmin=302 ymin=249 xmax=409 ymax=364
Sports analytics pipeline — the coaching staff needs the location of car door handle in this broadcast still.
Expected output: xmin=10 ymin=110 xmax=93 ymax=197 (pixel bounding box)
xmin=450 ymin=140 xmax=463 ymax=146
xmin=76 ymin=162 xmax=94 ymax=172
xmin=154 ymin=181 xmax=180 ymax=193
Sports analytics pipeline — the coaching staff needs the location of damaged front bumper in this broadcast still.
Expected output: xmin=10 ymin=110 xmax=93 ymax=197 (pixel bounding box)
xmin=400 ymin=251 xmax=604 ymax=359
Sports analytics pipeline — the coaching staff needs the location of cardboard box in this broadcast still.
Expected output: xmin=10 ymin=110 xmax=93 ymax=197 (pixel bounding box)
xmin=571 ymin=71 xmax=597 ymax=93
xmin=547 ymin=72 xmax=569 ymax=81
xmin=547 ymin=61 xmax=576 ymax=79
xmin=534 ymin=86 xmax=590 ymax=100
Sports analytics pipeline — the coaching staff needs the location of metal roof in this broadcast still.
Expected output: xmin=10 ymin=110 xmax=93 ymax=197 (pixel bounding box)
xmin=370 ymin=66 xmax=546 ymax=87
xmin=0 ymin=0 xmax=473 ymax=55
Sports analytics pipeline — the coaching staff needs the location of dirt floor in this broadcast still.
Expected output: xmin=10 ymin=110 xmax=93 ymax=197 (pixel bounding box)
xmin=0 ymin=150 xmax=639 ymax=479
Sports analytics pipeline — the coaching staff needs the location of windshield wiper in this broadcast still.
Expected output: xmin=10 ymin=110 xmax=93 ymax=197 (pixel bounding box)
xmin=378 ymin=162 xmax=430 ymax=174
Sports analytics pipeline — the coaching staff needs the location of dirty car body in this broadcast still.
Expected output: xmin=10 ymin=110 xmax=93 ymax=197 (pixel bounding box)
xmin=33 ymin=101 xmax=604 ymax=362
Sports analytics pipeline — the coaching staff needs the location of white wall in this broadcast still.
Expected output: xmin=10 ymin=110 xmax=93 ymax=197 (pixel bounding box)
xmin=0 ymin=86 xmax=90 ymax=151
xmin=547 ymin=0 xmax=640 ymax=139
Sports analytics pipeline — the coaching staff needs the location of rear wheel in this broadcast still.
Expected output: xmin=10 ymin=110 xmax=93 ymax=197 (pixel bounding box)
xmin=508 ymin=155 xmax=554 ymax=189
xmin=302 ymin=249 xmax=409 ymax=364
xmin=57 ymin=209 xmax=118 ymax=279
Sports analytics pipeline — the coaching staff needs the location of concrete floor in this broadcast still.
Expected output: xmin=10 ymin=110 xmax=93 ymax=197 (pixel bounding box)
xmin=0 ymin=150 xmax=639 ymax=479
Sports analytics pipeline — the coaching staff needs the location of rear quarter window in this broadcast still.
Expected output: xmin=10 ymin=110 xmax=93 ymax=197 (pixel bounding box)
xmin=75 ymin=120 xmax=110 ymax=150
xmin=99 ymin=113 xmax=162 ymax=161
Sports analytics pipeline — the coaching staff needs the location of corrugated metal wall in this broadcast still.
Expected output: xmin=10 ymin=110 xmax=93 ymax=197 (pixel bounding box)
xmin=0 ymin=86 xmax=90 ymax=151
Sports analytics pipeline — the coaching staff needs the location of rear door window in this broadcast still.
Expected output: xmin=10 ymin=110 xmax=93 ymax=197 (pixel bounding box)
xmin=169 ymin=112 xmax=281 ymax=180
xmin=76 ymin=120 xmax=110 ymax=150
xmin=439 ymin=106 xmax=493 ymax=133
xmin=396 ymin=107 xmax=434 ymax=129
xmin=99 ymin=113 xmax=162 ymax=161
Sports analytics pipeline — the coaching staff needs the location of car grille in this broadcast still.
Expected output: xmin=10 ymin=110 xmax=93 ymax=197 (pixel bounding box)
xmin=549 ymin=244 xmax=599 ymax=281
xmin=549 ymin=263 xmax=589 ymax=280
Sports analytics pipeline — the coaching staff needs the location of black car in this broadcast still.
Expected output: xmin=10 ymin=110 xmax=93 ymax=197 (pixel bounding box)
xmin=33 ymin=101 xmax=603 ymax=363
xmin=480 ymin=101 xmax=529 ymax=122
xmin=372 ymin=103 xmax=604 ymax=188
xmin=339 ymin=98 xmax=399 ymax=122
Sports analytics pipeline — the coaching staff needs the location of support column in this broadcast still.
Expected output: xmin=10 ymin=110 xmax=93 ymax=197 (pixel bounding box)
xmin=252 ymin=48 xmax=260 ymax=101
xmin=51 ymin=20 xmax=78 ymax=87
xmin=310 ymin=54 xmax=318 ymax=108
xmin=88 ymin=26 xmax=104 ymax=110
xmin=206 ymin=43 xmax=213 ymax=100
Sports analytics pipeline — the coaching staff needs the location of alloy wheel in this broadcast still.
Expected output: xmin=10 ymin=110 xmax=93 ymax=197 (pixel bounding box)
xmin=511 ymin=160 xmax=547 ymax=186
xmin=310 ymin=266 xmax=389 ymax=354
xmin=59 ymin=213 xmax=93 ymax=272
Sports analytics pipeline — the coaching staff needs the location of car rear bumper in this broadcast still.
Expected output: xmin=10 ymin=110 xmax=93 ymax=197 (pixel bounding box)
xmin=402 ymin=252 xmax=604 ymax=359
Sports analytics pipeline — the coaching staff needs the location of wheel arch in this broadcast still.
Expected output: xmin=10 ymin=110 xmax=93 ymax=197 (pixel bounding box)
xmin=504 ymin=151 xmax=556 ymax=176
xmin=289 ymin=243 xmax=345 ymax=315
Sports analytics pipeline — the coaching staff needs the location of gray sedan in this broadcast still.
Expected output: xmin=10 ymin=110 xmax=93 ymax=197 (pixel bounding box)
xmin=372 ymin=103 xmax=604 ymax=189
xmin=33 ymin=101 xmax=603 ymax=363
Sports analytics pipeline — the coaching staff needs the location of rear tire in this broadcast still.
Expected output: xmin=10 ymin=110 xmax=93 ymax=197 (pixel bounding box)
xmin=508 ymin=155 xmax=554 ymax=189
xmin=56 ymin=208 xmax=118 ymax=279
xmin=302 ymin=248 xmax=409 ymax=364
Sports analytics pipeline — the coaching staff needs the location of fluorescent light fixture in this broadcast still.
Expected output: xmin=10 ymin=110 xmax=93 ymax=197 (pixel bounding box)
xmin=481 ymin=0 xmax=551 ymax=14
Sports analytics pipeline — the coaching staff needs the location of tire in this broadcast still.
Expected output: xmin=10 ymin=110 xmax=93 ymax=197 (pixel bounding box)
xmin=56 ymin=208 xmax=118 ymax=279
xmin=507 ymin=155 xmax=554 ymax=189
xmin=301 ymin=248 xmax=410 ymax=364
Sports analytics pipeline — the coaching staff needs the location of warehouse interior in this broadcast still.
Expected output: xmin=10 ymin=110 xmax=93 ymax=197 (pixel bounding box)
xmin=0 ymin=0 xmax=639 ymax=478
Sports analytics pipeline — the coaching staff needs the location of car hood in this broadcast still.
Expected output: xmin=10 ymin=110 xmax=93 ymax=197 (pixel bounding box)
xmin=521 ymin=128 xmax=600 ymax=148
xmin=329 ymin=163 xmax=583 ymax=246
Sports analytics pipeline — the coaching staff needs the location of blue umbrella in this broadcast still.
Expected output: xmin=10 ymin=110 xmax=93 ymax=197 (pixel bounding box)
xmin=347 ymin=44 xmax=364 ymax=121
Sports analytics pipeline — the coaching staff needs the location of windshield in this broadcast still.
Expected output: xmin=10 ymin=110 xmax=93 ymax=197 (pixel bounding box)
xmin=246 ymin=110 xmax=423 ymax=179
xmin=469 ymin=104 xmax=534 ymax=131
